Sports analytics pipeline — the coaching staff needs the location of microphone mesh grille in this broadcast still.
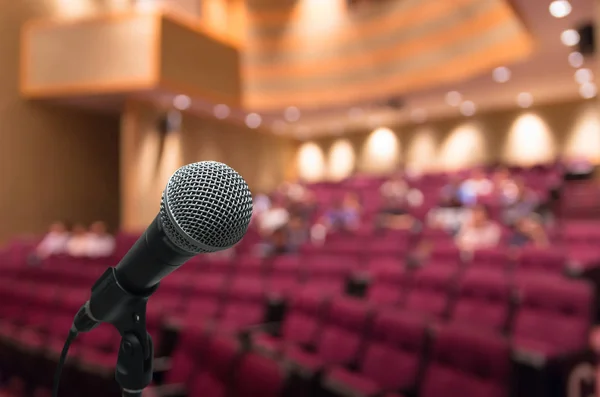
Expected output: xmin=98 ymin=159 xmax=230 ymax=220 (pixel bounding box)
xmin=159 ymin=161 xmax=253 ymax=253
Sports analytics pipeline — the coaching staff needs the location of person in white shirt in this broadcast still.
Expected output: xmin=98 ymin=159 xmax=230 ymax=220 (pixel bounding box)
xmin=459 ymin=169 xmax=493 ymax=205
xmin=258 ymin=199 xmax=290 ymax=237
xmin=86 ymin=221 xmax=116 ymax=258
xmin=455 ymin=204 xmax=501 ymax=252
xmin=35 ymin=221 xmax=71 ymax=259
xmin=65 ymin=224 xmax=90 ymax=258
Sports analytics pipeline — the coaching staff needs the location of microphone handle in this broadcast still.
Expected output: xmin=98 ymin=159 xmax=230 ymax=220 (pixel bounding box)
xmin=114 ymin=215 xmax=194 ymax=295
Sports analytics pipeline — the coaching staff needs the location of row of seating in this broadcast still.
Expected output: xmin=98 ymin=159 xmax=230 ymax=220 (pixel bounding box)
xmin=153 ymin=298 xmax=519 ymax=397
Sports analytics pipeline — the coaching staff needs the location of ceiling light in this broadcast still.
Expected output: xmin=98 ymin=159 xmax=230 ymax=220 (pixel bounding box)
xmin=492 ymin=66 xmax=511 ymax=83
xmin=410 ymin=108 xmax=427 ymax=123
xmin=517 ymin=92 xmax=533 ymax=108
xmin=245 ymin=113 xmax=262 ymax=129
xmin=446 ymin=91 xmax=462 ymax=106
xmin=460 ymin=101 xmax=476 ymax=116
xmin=348 ymin=107 xmax=364 ymax=119
xmin=561 ymin=29 xmax=580 ymax=46
xmin=568 ymin=51 xmax=584 ymax=68
xmin=579 ymin=82 xmax=597 ymax=99
xmin=173 ymin=95 xmax=191 ymax=110
xmin=213 ymin=104 xmax=230 ymax=119
xmin=575 ymin=68 xmax=593 ymax=84
xmin=549 ymin=0 xmax=572 ymax=18
xmin=284 ymin=106 xmax=300 ymax=122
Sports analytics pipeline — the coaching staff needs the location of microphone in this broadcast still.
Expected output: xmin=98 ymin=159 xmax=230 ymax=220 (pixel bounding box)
xmin=52 ymin=161 xmax=253 ymax=397
xmin=73 ymin=161 xmax=254 ymax=332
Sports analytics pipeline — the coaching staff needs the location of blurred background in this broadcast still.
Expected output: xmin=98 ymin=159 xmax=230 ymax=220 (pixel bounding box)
xmin=0 ymin=0 xmax=600 ymax=396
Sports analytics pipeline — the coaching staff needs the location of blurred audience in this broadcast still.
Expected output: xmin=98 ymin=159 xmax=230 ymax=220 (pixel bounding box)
xmin=35 ymin=221 xmax=70 ymax=259
xmin=86 ymin=221 xmax=115 ymax=258
xmin=455 ymin=204 xmax=501 ymax=252
xmin=257 ymin=197 xmax=289 ymax=238
xmin=322 ymin=192 xmax=362 ymax=232
xmin=65 ymin=224 xmax=91 ymax=257
xmin=459 ymin=168 xmax=493 ymax=205
xmin=439 ymin=176 xmax=462 ymax=208
xmin=509 ymin=214 xmax=549 ymax=248
xmin=492 ymin=167 xmax=518 ymax=203
xmin=502 ymin=178 xmax=541 ymax=225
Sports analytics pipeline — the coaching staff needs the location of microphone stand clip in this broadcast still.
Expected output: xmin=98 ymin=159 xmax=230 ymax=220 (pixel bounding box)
xmin=74 ymin=268 xmax=157 ymax=397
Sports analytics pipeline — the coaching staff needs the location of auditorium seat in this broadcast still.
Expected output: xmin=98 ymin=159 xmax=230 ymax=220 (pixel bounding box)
xmin=515 ymin=246 xmax=567 ymax=278
xmin=217 ymin=278 xmax=266 ymax=332
xmin=366 ymin=230 xmax=410 ymax=257
xmin=450 ymin=271 xmax=512 ymax=333
xmin=266 ymin=255 xmax=302 ymax=296
xmin=420 ymin=325 xmax=511 ymax=397
xmin=365 ymin=258 xmax=407 ymax=306
xmin=426 ymin=243 xmax=462 ymax=270
xmin=513 ymin=278 xmax=593 ymax=357
xmin=187 ymin=335 xmax=240 ymax=397
xmin=470 ymin=248 xmax=511 ymax=274
xmin=301 ymin=254 xmax=355 ymax=296
xmin=160 ymin=326 xmax=211 ymax=387
xmin=323 ymin=311 xmax=426 ymax=396
xmin=181 ymin=275 xmax=227 ymax=326
xmin=254 ymin=291 xmax=326 ymax=356
xmin=284 ymin=297 xmax=371 ymax=374
xmin=235 ymin=256 xmax=264 ymax=278
xmin=231 ymin=350 xmax=286 ymax=397
xmin=404 ymin=267 xmax=456 ymax=319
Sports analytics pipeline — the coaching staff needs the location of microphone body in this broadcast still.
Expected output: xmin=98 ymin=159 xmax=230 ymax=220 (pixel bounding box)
xmin=72 ymin=161 xmax=253 ymax=332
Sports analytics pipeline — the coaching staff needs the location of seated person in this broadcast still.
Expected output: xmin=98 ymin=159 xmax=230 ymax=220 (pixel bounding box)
xmin=502 ymin=178 xmax=540 ymax=225
xmin=263 ymin=226 xmax=292 ymax=257
xmin=322 ymin=193 xmax=362 ymax=232
xmin=86 ymin=221 xmax=115 ymax=258
xmin=257 ymin=198 xmax=289 ymax=238
xmin=439 ymin=176 xmax=463 ymax=208
xmin=426 ymin=206 xmax=470 ymax=234
xmin=377 ymin=196 xmax=417 ymax=230
xmin=455 ymin=204 xmax=501 ymax=252
xmin=35 ymin=221 xmax=70 ymax=259
xmin=492 ymin=167 xmax=518 ymax=203
xmin=380 ymin=170 xmax=423 ymax=205
xmin=65 ymin=224 xmax=90 ymax=257
xmin=508 ymin=214 xmax=549 ymax=248
xmin=288 ymin=215 xmax=309 ymax=251
xmin=458 ymin=168 xmax=493 ymax=205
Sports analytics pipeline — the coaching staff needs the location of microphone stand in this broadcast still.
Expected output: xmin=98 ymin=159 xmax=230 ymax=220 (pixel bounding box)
xmin=75 ymin=268 xmax=155 ymax=397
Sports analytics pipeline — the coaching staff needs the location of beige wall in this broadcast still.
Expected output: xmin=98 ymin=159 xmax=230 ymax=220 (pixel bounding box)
xmin=297 ymin=99 xmax=600 ymax=181
xmin=120 ymin=101 xmax=297 ymax=232
xmin=0 ymin=0 xmax=120 ymax=242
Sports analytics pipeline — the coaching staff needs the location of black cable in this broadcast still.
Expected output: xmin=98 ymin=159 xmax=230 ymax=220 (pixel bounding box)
xmin=52 ymin=329 xmax=78 ymax=397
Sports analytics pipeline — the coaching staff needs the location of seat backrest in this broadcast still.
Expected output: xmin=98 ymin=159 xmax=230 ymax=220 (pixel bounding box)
xmin=360 ymin=311 xmax=427 ymax=390
xmin=196 ymin=335 xmax=240 ymax=379
xmin=514 ymin=279 xmax=593 ymax=353
xmin=189 ymin=274 xmax=227 ymax=298
xmin=305 ymin=255 xmax=354 ymax=280
xmin=281 ymin=291 xmax=327 ymax=345
xmin=235 ymin=256 xmax=264 ymax=277
xmin=366 ymin=260 xmax=407 ymax=306
xmin=471 ymin=249 xmax=510 ymax=272
xmin=421 ymin=325 xmax=511 ymax=397
xmin=232 ymin=351 xmax=285 ymax=397
xmin=405 ymin=267 xmax=454 ymax=317
xmin=452 ymin=271 xmax=511 ymax=332
xmin=316 ymin=297 xmax=371 ymax=365
xmin=516 ymin=247 xmax=566 ymax=274
xmin=225 ymin=278 xmax=265 ymax=304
